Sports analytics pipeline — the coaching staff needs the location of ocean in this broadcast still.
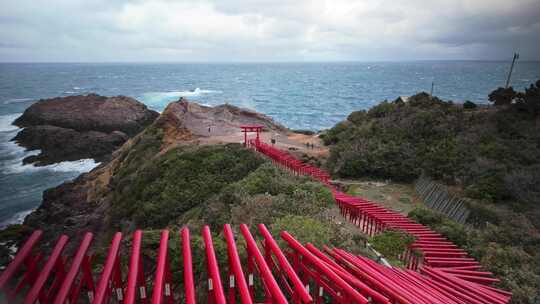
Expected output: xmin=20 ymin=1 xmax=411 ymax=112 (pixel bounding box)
xmin=1 ymin=61 xmax=539 ymax=227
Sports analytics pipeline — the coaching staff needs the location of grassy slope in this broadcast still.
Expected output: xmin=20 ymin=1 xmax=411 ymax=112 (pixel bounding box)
xmin=107 ymin=140 xmax=372 ymax=300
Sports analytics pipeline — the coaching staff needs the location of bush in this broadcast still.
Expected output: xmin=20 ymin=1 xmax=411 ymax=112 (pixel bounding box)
xmin=408 ymin=207 xmax=468 ymax=247
xmin=369 ymin=230 xmax=414 ymax=260
xmin=489 ymin=87 xmax=517 ymax=106
xmin=111 ymin=144 xmax=266 ymax=228
xmin=463 ymin=100 xmax=477 ymax=109
xmin=347 ymin=110 xmax=367 ymax=124
xmin=325 ymin=83 xmax=540 ymax=205
xmin=320 ymin=121 xmax=350 ymax=145
xmin=271 ymin=215 xmax=333 ymax=248
xmin=292 ymin=129 xmax=316 ymax=135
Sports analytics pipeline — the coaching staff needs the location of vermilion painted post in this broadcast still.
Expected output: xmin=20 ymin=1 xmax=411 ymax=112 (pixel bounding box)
xmin=125 ymin=230 xmax=143 ymax=304
xmin=223 ymin=224 xmax=252 ymax=304
xmin=0 ymin=230 xmax=42 ymax=292
xmin=24 ymin=234 xmax=69 ymax=304
xmin=258 ymin=224 xmax=312 ymax=304
xmin=54 ymin=232 xmax=93 ymax=304
xmin=202 ymin=225 xmax=226 ymax=304
xmin=246 ymin=247 xmax=255 ymax=300
xmin=68 ymin=254 xmax=94 ymax=303
xmin=239 ymin=224 xmax=287 ymax=304
xmin=181 ymin=228 xmax=196 ymax=304
xmin=152 ymin=230 xmax=171 ymax=304
xmin=13 ymin=253 xmax=42 ymax=299
xmin=93 ymin=232 xmax=122 ymax=304
xmin=281 ymin=232 xmax=368 ymax=304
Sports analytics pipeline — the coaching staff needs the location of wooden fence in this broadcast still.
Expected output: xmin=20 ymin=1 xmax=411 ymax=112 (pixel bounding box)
xmin=414 ymin=176 xmax=470 ymax=224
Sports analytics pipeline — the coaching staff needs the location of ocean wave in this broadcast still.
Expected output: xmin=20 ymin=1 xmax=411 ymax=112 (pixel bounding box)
xmin=3 ymin=98 xmax=33 ymax=104
xmin=0 ymin=113 xmax=22 ymax=132
xmin=1 ymin=139 xmax=100 ymax=174
xmin=140 ymin=88 xmax=222 ymax=108
xmin=0 ymin=209 xmax=34 ymax=229
xmin=4 ymin=158 xmax=100 ymax=175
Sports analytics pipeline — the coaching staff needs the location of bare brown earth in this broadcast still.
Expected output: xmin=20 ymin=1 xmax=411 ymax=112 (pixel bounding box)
xmin=160 ymin=99 xmax=329 ymax=157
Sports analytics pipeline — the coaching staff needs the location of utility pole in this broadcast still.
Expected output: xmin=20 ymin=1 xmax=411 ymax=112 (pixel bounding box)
xmin=430 ymin=81 xmax=434 ymax=98
xmin=505 ymin=53 xmax=519 ymax=88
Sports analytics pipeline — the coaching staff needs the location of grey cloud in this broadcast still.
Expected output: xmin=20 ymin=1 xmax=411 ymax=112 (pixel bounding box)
xmin=0 ymin=0 xmax=539 ymax=62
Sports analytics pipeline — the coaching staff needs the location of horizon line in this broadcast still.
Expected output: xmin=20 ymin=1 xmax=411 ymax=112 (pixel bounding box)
xmin=1 ymin=59 xmax=540 ymax=64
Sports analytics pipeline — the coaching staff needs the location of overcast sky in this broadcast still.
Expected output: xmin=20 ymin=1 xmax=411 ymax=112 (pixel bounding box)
xmin=1 ymin=0 xmax=539 ymax=62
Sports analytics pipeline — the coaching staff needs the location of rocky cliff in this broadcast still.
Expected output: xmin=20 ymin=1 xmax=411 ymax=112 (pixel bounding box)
xmin=12 ymin=94 xmax=159 ymax=165
xmin=21 ymin=98 xmax=287 ymax=247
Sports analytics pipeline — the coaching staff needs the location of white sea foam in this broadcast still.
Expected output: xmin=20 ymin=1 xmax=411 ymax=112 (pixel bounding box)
xmin=3 ymin=98 xmax=33 ymax=104
xmin=1 ymin=138 xmax=100 ymax=174
xmin=4 ymin=157 xmax=100 ymax=175
xmin=0 ymin=113 xmax=22 ymax=132
xmin=0 ymin=209 xmax=35 ymax=229
xmin=140 ymin=88 xmax=222 ymax=108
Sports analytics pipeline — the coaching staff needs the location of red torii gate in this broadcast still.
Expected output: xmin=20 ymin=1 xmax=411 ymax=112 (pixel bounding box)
xmin=240 ymin=125 xmax=263 ymax=147
xmin=0 ymin=224 xmax=511 ymax=304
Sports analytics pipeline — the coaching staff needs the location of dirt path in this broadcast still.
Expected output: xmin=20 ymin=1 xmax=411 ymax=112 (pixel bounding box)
xmin=199 ymin=130 xmax=329 ymax=157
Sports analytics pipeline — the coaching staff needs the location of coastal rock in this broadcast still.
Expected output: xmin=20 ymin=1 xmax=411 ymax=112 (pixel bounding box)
xmin=21 ymin=99 xmax=287 ymax=243
xmin=13 ymin=126 xmax=128 ymax=165
xmin=12 ymin=94 xmax=159 ymax=165
xmin=155 ymin=98 xmax=286 ymax=140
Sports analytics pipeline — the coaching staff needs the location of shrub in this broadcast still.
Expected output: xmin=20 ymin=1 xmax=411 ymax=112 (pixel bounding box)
xmin=320 ymin=121 xmax=350 ymax=145
xmin=292 ymin=129 xmax=316 ymax=135
xmin=369 ymin=230 xmax=414 ymax=260
xmin=463 ymin=100 xmax=477 ymax=109
xmin=489 ymin=87 xmax=517 ymax=106
xmin=111 ymin=144 xmax=266 ymax=228
xmin=347 ymin=110 xmax=367 ymax=124
xmin=408 ymin=207 xmax=468 ymax=247
xmin=271 ymin=215 xmax=333 ymax=248
xmin=367 ymin=101 xmax=396 ymax=118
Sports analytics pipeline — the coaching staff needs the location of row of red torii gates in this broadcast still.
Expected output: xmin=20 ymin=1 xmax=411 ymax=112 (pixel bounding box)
xmin=0 ymin=125 xmax=511 ymax=303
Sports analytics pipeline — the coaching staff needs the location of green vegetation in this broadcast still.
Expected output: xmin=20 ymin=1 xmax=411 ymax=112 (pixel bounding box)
xmin=369 ymin=229 xmax=415 ymax=264
xmin=345 ymin=181 xmax=417 ymax=214
xmin=323 ymin=84 xmax=540 ymax=207
xmin=488 ymin=80 xmax=540 ymax=115
xmin=323 ymin=81 xmax=540 ymax=303
xmin=291 ymin=129 xmax=316 ymax=135
xmin=111 ymin=143 xmax=266 ymax=227
xmin=107 ymin=138 xmax=368 ymax=300
xmin=0 ymin=224 xmax=33 ymax=267
xmin=463 ymin=100 xmax=477 ymax=109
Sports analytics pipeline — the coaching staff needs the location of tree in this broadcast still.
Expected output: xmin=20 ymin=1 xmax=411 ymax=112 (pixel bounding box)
xmin=463 ymin=100 xmax=477 ymax=109
xmin=488 ymin=87 xmax=517 ymax=106
xmin=514 ymin=80 xmax=540 ymax=115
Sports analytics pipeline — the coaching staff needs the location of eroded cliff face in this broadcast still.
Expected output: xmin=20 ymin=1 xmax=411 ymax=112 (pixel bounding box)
xmin=21 ymin=98 xmax=286 ymax=247
xmin=12 ymin=94 xmax=159 ymax=165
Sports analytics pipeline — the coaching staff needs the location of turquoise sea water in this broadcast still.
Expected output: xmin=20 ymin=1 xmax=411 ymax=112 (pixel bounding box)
xmin=1 ymin=61 xmax=539 ymax=227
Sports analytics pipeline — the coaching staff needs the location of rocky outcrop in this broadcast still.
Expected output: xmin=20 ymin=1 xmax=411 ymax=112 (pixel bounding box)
xmin=157 ymin=98 xmax=286 ymax=137
xmin=22 ymin=99 xmax=287 ymax=244
xmin=12 ymin=94 xmax=159 ymax=165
